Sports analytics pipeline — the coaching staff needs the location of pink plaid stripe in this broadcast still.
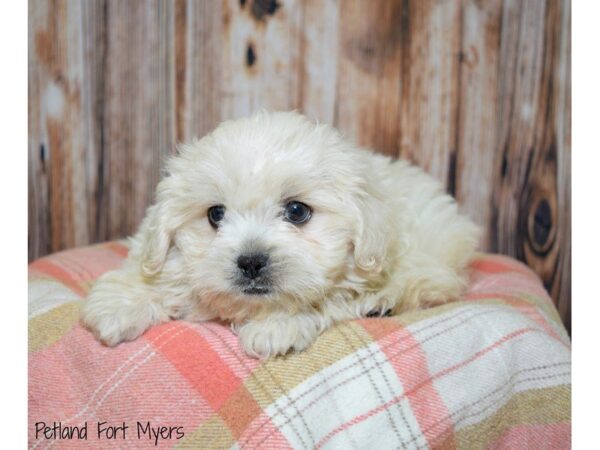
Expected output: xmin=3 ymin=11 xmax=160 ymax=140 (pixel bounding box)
xmin=365 ymin=323 xmax=455 ymax=449
xmin=489 ymin=422 xmax=571 ymax=449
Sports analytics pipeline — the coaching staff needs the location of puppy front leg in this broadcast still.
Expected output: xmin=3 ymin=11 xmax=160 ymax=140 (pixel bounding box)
xmin=81 ymin=266 xmax=175 ymax=346
xmin=236 ymin=312 xmax=328 ymax=358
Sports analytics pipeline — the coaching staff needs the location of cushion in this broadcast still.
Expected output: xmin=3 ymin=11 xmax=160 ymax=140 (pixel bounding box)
xmin=29 ymin=242 xmax=571 ymax=449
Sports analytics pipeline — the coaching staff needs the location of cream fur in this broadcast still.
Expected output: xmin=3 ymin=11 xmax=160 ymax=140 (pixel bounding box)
xmin=81 ymin=111 xmax=480 ymax=358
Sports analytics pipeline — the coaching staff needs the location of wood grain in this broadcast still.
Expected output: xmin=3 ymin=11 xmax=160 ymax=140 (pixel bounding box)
xmin=29 ymin=0 xmax=106 ymax=255
xmin=221 ymin=0 xmax=303 ymax=118
xmin=180 ymin=0 xmax=224 ymax=141
xmin=28 ymin=0 xmax=571 ymax=331
xmin=297 ymin=0 xmax=339 ymax=123
xmin=489 ymin=0 xmax=570 ymax=334
xmin=555 ymin=0 xmax=571 ymax=331
xmin=454 ymin=0 xmax=502 ymax=248
xmin=399 ymin=0 xmax=461 ymax=184
xmin=335 ymin=0 xmax=403 ymax=156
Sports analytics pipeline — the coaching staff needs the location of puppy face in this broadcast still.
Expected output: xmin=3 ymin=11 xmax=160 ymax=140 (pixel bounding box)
xmin=140 ymin=112 xmax=391 ymax=314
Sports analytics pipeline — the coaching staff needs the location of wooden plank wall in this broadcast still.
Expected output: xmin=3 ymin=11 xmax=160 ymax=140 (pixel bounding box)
xmin=29 ymin=0 xmax=571 ymax=331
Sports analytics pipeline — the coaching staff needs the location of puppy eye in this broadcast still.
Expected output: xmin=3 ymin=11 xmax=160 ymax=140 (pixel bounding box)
xmin=207 ymin=205 xmax=225 ymax=229
xmin=284 ymin=201 xmax=312 ymax=225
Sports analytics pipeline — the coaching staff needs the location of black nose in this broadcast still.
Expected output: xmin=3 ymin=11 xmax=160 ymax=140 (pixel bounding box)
xmin=237 ymin=253 xmax=269 ymax=279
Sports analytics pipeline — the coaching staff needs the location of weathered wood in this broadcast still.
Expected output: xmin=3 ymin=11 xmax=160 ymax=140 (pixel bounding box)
xmin=221 ymin=0 xmax=303 ymax=118
xmin=555 ymin=0 xmax=571 ymax=331
xmin=29 ymin=0 xmax=106 ymax=257
xmin=399 ymin=0 xmax=461 ymax=183
xmin=490 ymin=0 xmax=570 ymax=332
xmin=102 ymin=1 xmax=175 ymax=239
xmin=454 ymin=0 xmax=503 ymax=248
xmin=28 ymin=0 xmax=571 ymax=331
xmin=334 ymin=0 xmax=403 ymax=156
xmin=297 ymin=0 xmax=339 ymax=123
xmin=80 ymin=0 xmax=109 ymax=245
xmin=29 ymin=0 xmax=50 ymax=260
xmin=179 ymin=0 xmax=224 ymax=141
xmin=491 ymin=0 xmax=547 ymax=258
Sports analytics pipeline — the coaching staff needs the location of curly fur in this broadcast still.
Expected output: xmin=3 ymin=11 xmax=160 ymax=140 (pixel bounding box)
xmin=81 ymin=111 xmax=480 ymax=358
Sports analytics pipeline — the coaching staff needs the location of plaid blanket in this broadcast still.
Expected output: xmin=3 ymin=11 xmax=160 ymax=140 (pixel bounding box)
xmin=29 ymin=242 xmax=571 ymax=449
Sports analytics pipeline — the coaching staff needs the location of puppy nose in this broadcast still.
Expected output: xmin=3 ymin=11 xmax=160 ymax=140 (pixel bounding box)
xmin=237 ymin=253 xmax=269 ymax=279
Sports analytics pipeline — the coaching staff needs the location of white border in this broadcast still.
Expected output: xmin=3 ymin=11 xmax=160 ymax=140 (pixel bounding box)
xmin=572 ymin=0 xmax=600 ymax=448
xmin=0 ymin=0 xmax=28 ymax=448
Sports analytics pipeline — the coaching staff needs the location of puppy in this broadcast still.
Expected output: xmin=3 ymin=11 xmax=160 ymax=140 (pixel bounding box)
xmin=81 ymin=111 xmax=479 ymax=358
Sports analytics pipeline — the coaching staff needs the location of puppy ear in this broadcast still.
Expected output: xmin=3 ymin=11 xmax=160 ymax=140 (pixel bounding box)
xmin=137 ymin=203 xmax=173 ymax=277
xmin=135 ymin=149 xmax=197 ymax=277
xmin=352 ymin=192 xmax=393 ymax=275
xmin=135 ymin=172 xmax=182 ymax=278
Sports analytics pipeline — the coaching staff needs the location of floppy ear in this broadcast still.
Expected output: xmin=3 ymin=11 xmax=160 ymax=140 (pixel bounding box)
xmin=352 ymin=192 xmax=393 ymax=275
xmin=133 ymin=171 xmax=183 ymax=277
xmin=137 ymin=202 xmax=174 ymax=277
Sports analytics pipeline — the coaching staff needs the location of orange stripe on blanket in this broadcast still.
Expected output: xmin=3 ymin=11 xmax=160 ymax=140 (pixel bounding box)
xmin=105 ymin=241 xmax=129 ymax=258
xmin=28 ymin=259 xmax=87 ymax=297
xmin=218 ymin=384 xmax=263 ymax=439
xmin=469 ymin=257 xmax=534 ymax=277
xmin=146 ymin=323 xmax=242 ymax=411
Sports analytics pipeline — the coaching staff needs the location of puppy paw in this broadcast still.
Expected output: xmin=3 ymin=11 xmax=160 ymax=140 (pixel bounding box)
xmin=80 ymin=270 xmax=168 ymax=346
xmin=358 ymin=294 xmax=398 ymax=318
xmin=365 ymin=308 xmax=392 ymax=318
xmin=236 ymin=315 xmax=321 ymax=358
xmin=81 ymin=304 xmax=146 ymax=347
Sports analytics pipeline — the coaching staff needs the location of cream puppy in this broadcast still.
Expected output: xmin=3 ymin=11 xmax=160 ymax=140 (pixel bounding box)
xmin=81 ymin=111 xmax=479 ymax=358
